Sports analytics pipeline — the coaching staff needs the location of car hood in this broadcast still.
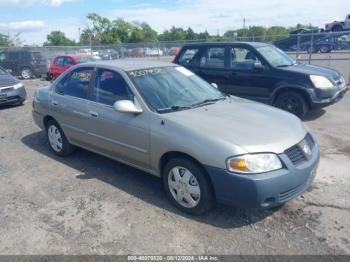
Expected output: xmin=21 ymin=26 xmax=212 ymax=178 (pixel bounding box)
xmin=0 ymin=74 xmax=19 ymax=88
xmin=162 ymin=98 xmax=307 ymax=154
xmin=280 ymin=63 xmax=340 ymax=80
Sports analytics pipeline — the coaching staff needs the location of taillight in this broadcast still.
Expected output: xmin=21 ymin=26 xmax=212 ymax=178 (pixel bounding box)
xmin=31 ymin=58 xmax=37 ymax=65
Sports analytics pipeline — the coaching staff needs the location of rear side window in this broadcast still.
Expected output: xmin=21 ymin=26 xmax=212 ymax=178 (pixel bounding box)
xmin=200 ymin=47 xmax=225 ymax=68
xmin=177 ymin=48 xmax=199 ymax=65
xmin=92 ymin=69 xmax=133 ymax=106
xmin=55 ymin=67 xmax=93 ymax=99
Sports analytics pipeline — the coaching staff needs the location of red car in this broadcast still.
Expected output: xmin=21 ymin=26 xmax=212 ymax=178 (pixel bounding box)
xmin=48 ymin=54 xmax=98 ymax=80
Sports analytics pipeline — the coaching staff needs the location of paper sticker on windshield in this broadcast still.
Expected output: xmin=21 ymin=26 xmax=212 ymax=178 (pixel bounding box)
xmin=128 ymin=68 xmax=162 ymax=78
xmin=175 ymin=67 xmax=194 ymax=77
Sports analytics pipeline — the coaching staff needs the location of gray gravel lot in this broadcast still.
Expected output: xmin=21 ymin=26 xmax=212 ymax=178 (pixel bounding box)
xmin=0 ymin=78 xmax=349 ymax=255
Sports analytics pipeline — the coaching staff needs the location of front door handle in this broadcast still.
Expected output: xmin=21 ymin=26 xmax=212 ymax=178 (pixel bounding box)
xmin=89 ymin=111 xmax=99 ymax=118
xmin=51 ymin=101 xmax=58 ymax=106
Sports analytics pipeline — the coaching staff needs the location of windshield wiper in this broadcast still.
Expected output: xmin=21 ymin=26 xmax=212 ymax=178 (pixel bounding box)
xmin=276 ymin=63 xmax=295 ymax=67
xmin=191 ymin=96 xmax=226 ymax=108
xmin=156 ymin=105 xmax=193 ymax=113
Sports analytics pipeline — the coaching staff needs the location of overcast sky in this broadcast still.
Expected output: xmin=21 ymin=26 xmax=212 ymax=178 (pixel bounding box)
xmin=0 ymin=0 xmax=349 ymax=45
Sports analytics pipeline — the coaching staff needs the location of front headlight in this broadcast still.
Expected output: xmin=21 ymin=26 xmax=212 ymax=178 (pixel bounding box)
xmin=227 ymin=153 xmax=282 ymax=174
xmin=310 ymin=75 xmax=334 ymax=89
xmin=13 ymin=83 xmax=24 ymax=89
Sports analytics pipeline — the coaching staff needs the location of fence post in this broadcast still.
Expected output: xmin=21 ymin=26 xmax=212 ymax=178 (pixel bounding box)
xmin=296 ymin=34 xmax=300 ymax=62
xmin=308 ymin=32 xmax=314 ymax=64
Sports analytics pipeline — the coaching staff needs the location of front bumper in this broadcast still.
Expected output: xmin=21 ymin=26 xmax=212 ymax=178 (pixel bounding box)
xmin=205 ymin=140 xmax=320 ymax=209
xmin=0 ymin=86 xmax=27 ymax=105
xmin=309 ymin=85 xmax=348 ymax=108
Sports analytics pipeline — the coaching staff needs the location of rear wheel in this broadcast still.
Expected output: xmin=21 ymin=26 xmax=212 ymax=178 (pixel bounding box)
xmin=46 ymin=119 xmax=75 ymax=156
xmin=163 ymin=158 xmax=215 ymax=215
xmin=275 ymin=91 xmax=309 ymax=118
xmin=307 ymin=46 xmax=318 ymax=54
xmin=319 ymin=45 xmax=331 ymax=53
xmin=21 ymin=67 xmax=33 ymax=79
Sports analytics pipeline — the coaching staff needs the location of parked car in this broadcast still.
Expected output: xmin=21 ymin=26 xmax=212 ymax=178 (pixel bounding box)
xmin=174 ymin=42 xmax=348 ymax=117
xmin=98 ymin=49 xmax=120 ymax=60
xmin=145 ymin=48 xmax=164 ymax=57
xmin=325 ymin=14 xmax=350 ymax=32
xmin=274 ymin=28 xmax=324 ymax=51
xmin=169 ymin=47 xmax=181 ymax=56
xmin=0 ymin=50 xmax=47 ymax=79
xmin=32 ymin=60 xmax=319 ymax=215
xmin=47 ymin=54 xmax=99 ymax=80
xmin=0 ymin=66 xmax=26 ymax=106
xmin=288 ymin=32 xmax=350 ymax=53
xmin=129 ymin=48 xmax=145 ymax=58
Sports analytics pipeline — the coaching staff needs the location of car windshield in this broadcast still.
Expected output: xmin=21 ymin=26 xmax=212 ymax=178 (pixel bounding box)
xmin=257 ymin=45 xmax=296 ymax=67
xmin=128 ymin=66 xmax=226 ymax=113
xmin=75 ymin=56 xmax=98 ymax=63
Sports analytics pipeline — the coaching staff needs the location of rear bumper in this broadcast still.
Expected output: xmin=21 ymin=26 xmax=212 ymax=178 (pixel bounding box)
xmin=0 ymin=87 xmax=27 ymax=105
xmin=205 ymin=143 xmax=320 ymax=209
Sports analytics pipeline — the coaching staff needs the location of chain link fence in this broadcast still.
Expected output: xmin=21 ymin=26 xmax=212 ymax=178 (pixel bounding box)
xmin=1 ymin=30 xmax=350 ymax=82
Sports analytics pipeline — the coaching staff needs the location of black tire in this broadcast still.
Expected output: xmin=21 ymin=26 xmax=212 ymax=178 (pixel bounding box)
xmin=46 ymin=119 xmax=75 ymax=157
xmin=275 ymin=91 xmax=309 ymax=118
xmin=307 ymin=46 xmax=318 ymax=54
xmin=163 ymin=157 xmax=215 ymax=215
xmin=20 ymin=67 xmax=33 ymax=79
xmin=319 ymin=45 xmax=331 ymax=53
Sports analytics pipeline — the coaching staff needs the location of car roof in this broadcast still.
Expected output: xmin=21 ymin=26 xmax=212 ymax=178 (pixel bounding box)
xmin=83 ymin=60 xmax=177 ymax=71
xmin=181 ymin=41 xmax=271 ymax=48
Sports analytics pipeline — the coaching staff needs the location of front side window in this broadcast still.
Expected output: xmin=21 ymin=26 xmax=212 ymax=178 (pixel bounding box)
xmin=55 ymin=67 xmax=93 ymax=99
xmin=200 ymin=47 xmax=225 ymax=68
xmin=54 ymin=57 xmax=64 ymax=67
xmin=231 ymin=47 xmax=260 ymax=70
xmin=177 ymin=48 xmax=200 ymax=65
xmin=257 ymin=45 xmax=295 ymax=67
xmin=128 ymin=66 xmax=225 ymax=113
xmin=92 ymin=69 xmax=133 ymax=106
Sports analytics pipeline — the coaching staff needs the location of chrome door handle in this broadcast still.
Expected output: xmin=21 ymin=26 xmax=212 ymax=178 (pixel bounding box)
xmin=89 ymin=111 xmax=99 ymax=118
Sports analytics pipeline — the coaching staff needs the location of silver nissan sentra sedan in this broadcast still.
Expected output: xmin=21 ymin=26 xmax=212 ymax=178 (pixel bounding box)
xmin=32 ymin=60 xmax=319 ymax=215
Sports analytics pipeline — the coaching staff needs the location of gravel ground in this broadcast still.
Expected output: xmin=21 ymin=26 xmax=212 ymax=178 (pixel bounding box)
xmin=0 ymin=79 xmax=349 ymax=255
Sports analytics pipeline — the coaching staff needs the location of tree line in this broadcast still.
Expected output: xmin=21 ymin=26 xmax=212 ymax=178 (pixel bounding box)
xmin=0 ymin=13 xmax=314 ymax=47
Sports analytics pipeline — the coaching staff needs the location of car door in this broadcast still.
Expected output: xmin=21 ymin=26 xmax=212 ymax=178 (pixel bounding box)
xmin=50 ymin=67 xmax=94 ymax=145
xmin=196 ymin=45 xmax=232 ymax=87
xmin=86 ymin=68 xmax=150 ymax=169
xmin=223 ymin=46 xmax=279 ymax=103
xmin=50 ymin=57 xmax=65 ymax=78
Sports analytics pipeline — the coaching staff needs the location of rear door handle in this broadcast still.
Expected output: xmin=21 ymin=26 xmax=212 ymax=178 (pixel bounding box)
xmin=51 ymin=101 xmax=58 ymax=106
xmin=89 ymin=111 xmax=99 ymax=118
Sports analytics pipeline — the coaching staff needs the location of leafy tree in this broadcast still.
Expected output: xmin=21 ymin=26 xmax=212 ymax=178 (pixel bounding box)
xmin=0 ymin=33 xmax=12 ymax=46
xmin=44 ymin=31 xmax=76 ymax=46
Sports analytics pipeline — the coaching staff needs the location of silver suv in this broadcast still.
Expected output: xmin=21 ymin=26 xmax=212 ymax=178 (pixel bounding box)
xmin=32 ymin=60 xmax=319 ymax=215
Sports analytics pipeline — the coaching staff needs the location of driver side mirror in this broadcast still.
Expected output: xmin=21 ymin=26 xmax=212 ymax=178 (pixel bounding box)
xmin=113 ymin=100 xmax=143 ymax=114
xmin=253 ymin=62 xmax=265 ymax=71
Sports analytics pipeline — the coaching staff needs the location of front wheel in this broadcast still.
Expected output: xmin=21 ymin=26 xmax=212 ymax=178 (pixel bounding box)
xmin=21 ymin=67 xmax=33 ymax=79
xmin=275 ymin=91 xmax=309 ymax=118
xmin=46 ymin=119 xmax=75 ymax=156
xmin=163 ymin=158 xmax=215 ymax=215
